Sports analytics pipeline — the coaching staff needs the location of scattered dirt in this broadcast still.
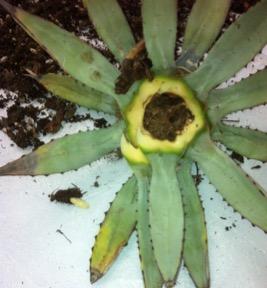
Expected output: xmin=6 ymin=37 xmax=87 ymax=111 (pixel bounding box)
xmin=225 ymin=222 xmax=237 ymax=231
xmin=50 ymin=186 xmax=84 ymax=204
xmin=93 ymin=181 xmax=99 ymax=188
xmin=251 ymin=165 xmax=261 ymax=170
xmin=56 ymin=228 xmax=72 ymax=244
xmin=143 ymin=92 xmax=194 ymax=141
xmin=0 ymin=96 xmax=78 ymax=148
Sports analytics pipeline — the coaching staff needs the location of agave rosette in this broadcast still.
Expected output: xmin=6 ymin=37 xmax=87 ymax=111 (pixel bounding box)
xmin=0 ymin=0 xmax=267 ymax=287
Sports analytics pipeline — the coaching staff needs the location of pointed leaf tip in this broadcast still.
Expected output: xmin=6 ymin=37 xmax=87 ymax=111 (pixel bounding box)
xmin=0 ymin=121 xmax=124 ymax=176
xmin=90 ymin=268 xmax=102 ymax=284
xmin=90 ymin=177 xmax=137 ymax=281
xmin=0 ymin=154 xmax=36 ymax=176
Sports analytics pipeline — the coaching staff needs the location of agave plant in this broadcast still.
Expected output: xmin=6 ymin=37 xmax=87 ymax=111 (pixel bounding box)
xmin=1 ymin=0 xmax=267 ymax=287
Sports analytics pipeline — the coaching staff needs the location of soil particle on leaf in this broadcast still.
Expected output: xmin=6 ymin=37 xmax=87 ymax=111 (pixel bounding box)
xmin=143 ymin=92 xmax=194 ymax=141
xmin=230 ymin=151 xmax=244 ymax=163
xmin=193 ymin=162 xmax=203 ymax=186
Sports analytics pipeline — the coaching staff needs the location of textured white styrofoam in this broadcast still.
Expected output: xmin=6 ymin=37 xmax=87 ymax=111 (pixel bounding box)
xmin=1 ymin=43 xmax=267 ymax=288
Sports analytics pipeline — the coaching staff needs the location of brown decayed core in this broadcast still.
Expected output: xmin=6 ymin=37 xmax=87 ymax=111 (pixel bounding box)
xmin=143 ymin=92 xmax=194 ymax=141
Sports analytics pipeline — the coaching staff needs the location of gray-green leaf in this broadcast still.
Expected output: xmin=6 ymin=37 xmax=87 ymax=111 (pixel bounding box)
xmin=207 ymin=69 xmax=267 ymax=124
xmin=90 ymin=176 xmax=137 ymax=283
xmin=133 ymin=165 xmax=164 ymax=288
xmin=178 ymin=0 xmax=231 ymax=70
xmin=148 ymin=153 xmax=184 ymax=286
xmin=212 ymin=124 xmax=267 ymax=162
xmin=177 ymin=160 xmax=210 ymax=288
xmin=0 ymin=121 xmax=124 ymax=175
xmin=188 ymin=132 xmax=267 ymax=232
xmin=142 ymin=0 xmax=177 ymax=71
xmin=86 ymin=0 xmax=135 ymax=62
xmin=37 ymin=73 xmax=118 ymax=114
xmin=186 ymin=0 xmax=267 ymax=98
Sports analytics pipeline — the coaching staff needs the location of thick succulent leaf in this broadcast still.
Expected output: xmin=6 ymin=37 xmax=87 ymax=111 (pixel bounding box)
xmin=207 ymin=69 xmax=267 ymax=124
xmin=0 ymin=121 xmax=124 ymax=175
xmin=132 ymin=165 xmax=163 ymax=288
xmin=186 ymin=0 xmax=267 ymax=98
xmin=177 ymin=160 xmax=210 ymax=288
xmin=142 ymin=0 xmax=177 ymax=71
xmin=188 ymin=132 xmax=267 ymax=232
xmin=85 ymin=0 xmax=135 ymax=62
xmin=148 ymin=154 xmax=184 ymax=286
xmin=178 ymin=0 xmax=231 ymax=70
xmin=212 ymin=124 xmax=267 ymax=162
xmin=90 ymin=176 xmax=137 ymax=283
xmin=37 ymin=73 xmax=118 ymax=114
xmin=0 ymin=0 xmax=119 ymax=97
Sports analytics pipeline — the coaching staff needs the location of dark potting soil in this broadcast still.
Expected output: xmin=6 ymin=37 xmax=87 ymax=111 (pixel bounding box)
xmin=143 ymin=93 xmax=194 ymax=141
xmin=0 ymin=0 xmax=260 ymax=149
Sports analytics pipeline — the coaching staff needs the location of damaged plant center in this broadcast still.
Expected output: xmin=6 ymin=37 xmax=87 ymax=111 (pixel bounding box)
xmin=124 ymin=76 xmax=205 ymax=155
xmin=143 ymin=92 xmax=195 ymax=142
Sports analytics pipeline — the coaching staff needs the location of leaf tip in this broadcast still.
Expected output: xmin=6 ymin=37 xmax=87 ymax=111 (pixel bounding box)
xmin=165 ymin=280 xmax=176 ymax=288
xmin=90 ymin=268 xmax=103 ymax=284
xmin=0 ymin=156 xmax=36 ymax=176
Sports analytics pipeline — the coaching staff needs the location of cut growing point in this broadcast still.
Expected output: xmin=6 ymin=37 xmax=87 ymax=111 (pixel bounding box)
xmin=0 ymin=0 xmax=267 ymax=288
